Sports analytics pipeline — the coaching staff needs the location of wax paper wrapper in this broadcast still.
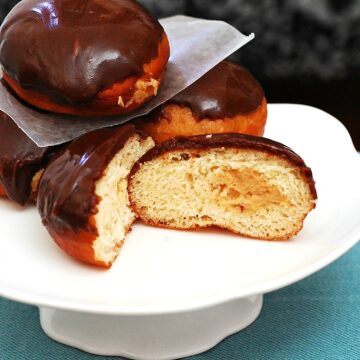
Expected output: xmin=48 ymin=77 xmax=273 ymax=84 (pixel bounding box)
xmin=0 ymin=15 xmax=254 ymax=147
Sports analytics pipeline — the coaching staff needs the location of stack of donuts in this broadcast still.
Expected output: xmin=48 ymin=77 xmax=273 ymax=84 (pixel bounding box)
xmin=0 ymin=0 xmax=316 ymax=268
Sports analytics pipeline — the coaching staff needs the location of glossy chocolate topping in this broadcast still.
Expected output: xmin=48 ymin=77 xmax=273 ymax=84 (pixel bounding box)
xmin=170 ymin=61 xmax=264 ymax=119
xmin=131 ymin=133 xmax=317 ymax=199
xmin=0 ymin=0 xmax=164 ymax=105
xmin=0 ymin=111 xmax=53 ymax=205
xmin=37 ymin=124 xmax=140 ymax=234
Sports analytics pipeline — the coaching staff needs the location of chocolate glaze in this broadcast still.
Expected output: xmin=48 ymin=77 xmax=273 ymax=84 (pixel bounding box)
xmin=0 ymin=111 xmax=53 ymax=205
xmin=130 ymin=133 xmax=317 ymax=199
xmin=169 ymin=61 xmax=264 ymax=119
xmin=0 ymin=0 xmax=164 ymax=106
xmin=37 ymin=124 xmax=142 ymax=235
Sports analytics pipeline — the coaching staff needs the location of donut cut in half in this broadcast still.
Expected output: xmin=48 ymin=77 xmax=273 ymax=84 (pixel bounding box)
xmin=128 ymin=133 xmax=317 ymax=240
xmin=37 ymin=125 xmax=155 ymax=267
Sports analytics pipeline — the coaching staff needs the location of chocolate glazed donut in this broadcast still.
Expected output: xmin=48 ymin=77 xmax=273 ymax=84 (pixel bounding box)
xmin=37 ymin=124 xmax=155 ymax=267
xmin=0 ymin=111 xmax=57 ymax=205
xmin=136 ymin=61 xmax=268 ymax=143
xmin=0 ymin=0 xmax=170 ymax=116
xmin=128 ymin=132 xmax=317 ymax=240
xmin=171 ymin=61 xmax=264 ymax=119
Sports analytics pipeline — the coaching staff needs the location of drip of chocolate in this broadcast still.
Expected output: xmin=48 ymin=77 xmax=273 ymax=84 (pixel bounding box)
xmin=170 ymin=61 xmax=264 ymax=119
xmin=0 ymin=0 xmax=164 ymax=106
xmin=0 ymin=111 xmax=53 ymax=205
xmin=37 ymin=124 xmax=140 ymax=233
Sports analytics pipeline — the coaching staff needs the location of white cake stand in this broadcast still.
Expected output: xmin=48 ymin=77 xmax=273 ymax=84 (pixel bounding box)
xmin=1 ymin=105 xmax=359 ymax=360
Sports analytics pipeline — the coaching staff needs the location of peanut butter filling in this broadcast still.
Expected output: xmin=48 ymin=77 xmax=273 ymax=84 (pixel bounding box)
xmin=210 ymin=168 xmax=288 ymax=213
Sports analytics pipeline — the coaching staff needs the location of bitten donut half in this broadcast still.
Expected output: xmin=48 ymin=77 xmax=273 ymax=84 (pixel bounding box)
xmin=128 ymin=133 xmax=317 ymax=240
xmin=37 ymin=125 xmax=154 ymax=268
xmin=0 ymin=111 xmax=57 ymax=205
xmin=136 ymin=61 xmax=267 ymax=143
xmin=0 ymin=0 xmax=170 ymax=116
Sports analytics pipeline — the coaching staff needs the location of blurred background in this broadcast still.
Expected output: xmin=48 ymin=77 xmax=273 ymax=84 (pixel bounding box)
xmin=1 ymin=0 xmax=359 ymax=149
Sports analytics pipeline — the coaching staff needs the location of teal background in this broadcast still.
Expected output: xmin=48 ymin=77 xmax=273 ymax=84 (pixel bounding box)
xmin=1 ymin=242 xmax=359 ymax=360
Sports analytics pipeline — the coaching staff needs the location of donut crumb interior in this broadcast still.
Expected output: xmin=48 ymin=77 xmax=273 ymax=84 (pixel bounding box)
xmin=93 ymin=134 xmax=155 ymax=265
xmin=129 ymin=148 xmax=316 ymax=240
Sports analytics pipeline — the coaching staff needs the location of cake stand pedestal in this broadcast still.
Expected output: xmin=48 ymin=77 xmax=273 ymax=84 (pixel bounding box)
xmin=39 ymin=294 xmax=263 ymax=360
